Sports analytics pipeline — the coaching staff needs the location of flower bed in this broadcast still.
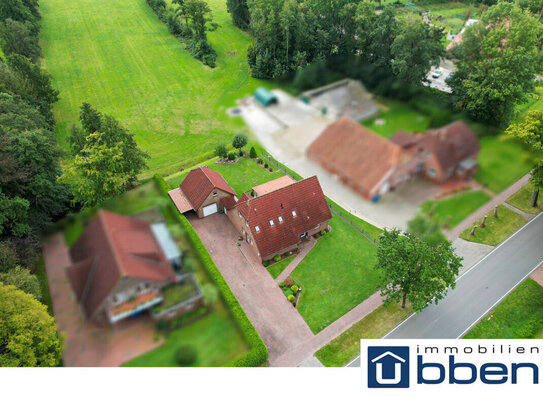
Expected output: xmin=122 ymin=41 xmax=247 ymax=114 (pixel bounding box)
xmin=279 ymin=276 xmax=302 ymax=307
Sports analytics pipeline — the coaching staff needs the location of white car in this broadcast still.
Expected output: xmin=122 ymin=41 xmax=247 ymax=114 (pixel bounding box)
xmin=431 ymin=68 xmax=443 ymax=78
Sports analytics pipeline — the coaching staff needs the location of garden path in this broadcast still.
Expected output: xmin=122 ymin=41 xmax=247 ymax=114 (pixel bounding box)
xmin=275 ymin=240 xmax=316 ymax=283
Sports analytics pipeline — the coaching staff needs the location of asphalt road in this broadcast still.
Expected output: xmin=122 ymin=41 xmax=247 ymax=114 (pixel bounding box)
xmin=347 ymin=212 xmax=543 ymax=367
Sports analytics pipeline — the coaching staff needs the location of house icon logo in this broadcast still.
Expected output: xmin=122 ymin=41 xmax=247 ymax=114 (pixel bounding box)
xmin=367 ymin=346 xmax=410 ymax=388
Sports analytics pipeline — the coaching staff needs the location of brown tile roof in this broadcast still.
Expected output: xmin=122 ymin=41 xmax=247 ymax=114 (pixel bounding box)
xmin=307 ymin=117 xmax=413 ymax=193
xmin=420 ymin=121 xmax=479 ymax=170
xmin=390 ymin=130 xmax=421 ymax=148
xmin=180 ymin=167 xmax=236 ymax=210
xmin=235 ymin=176 xmax=331 ymax=259
xmin=252 ymin=176 xmax=295 ymax=196
xmin=168 ymin=188 xmax=192 ymax=213
xmin=67 ymin=211 xmax=176 ymax=320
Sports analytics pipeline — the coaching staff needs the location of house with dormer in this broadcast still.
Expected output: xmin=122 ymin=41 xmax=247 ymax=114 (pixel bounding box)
xmin=224 ymin=176 xmax=332 ymax=261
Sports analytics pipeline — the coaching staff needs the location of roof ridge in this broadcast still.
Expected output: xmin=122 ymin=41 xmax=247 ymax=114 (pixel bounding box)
xmin=97 ymin=210 xmax=126 ymax=278
xmin=249 ymin=176 xmax=315 ymax=200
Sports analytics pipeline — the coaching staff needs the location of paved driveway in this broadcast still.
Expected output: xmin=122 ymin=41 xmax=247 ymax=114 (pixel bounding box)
xmin=187 ymin=213 xmax=314 ymax=364
xmin=43 ymin=233 xmax=162 ymax=367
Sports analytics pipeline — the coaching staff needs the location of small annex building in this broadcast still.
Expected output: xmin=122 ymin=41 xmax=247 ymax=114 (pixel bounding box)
xmin=254 ymin=87 xmax=278 ymax=107
xmin=168 ymin=166 xmax=237 ymax=218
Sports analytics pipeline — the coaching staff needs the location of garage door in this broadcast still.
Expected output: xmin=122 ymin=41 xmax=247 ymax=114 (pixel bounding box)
xmin=202 ymin=203 xmax=218 ymax=217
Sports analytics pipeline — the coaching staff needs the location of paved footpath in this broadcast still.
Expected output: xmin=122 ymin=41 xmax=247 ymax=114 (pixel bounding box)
xmin=275 ymin=240 xmax=316 ymax=283
xmin=447 ymin=173 xmax=530 ymax=240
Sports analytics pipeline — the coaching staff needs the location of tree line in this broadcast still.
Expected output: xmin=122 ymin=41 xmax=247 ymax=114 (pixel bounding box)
xmin=0 ymin=0 xmax=65 ymax=367
xmin=146 ymin=0 xmax=219 ymax=67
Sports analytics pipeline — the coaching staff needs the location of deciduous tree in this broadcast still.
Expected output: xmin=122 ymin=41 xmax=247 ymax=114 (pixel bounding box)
xmin=376 ymin=229 xmax=462 ymax=312
xmin=448 ymin=3 xmax=541 ymax=125
xmin=505 ymin=110 xmax=543 ymax=206
xmin=0 ymin=282 xmax=63 ymax=367
xmin=232 ymin=133 xmax=247 ymax=154
xmin=0 ymin=265 xmax=41 ymax=299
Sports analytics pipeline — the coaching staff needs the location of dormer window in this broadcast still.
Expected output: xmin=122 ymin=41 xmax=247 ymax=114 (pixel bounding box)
xmin=269 ymin=219 xmax=275 ymax=226
xmin=255 ymin=225 xmax=260 ymax=233
xmin=278 ymin=216 xmax=283 ymax=223
xmin=292 ymin=210 xmax=297 ymax=218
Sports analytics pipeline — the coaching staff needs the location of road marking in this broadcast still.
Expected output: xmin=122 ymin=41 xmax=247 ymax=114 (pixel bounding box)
xmin=455 ymin=258 xmax=543 ymax=339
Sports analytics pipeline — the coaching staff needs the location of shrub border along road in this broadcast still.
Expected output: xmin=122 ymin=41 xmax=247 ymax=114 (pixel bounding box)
xmin=154 ymin=174 xmax=268 ymax=366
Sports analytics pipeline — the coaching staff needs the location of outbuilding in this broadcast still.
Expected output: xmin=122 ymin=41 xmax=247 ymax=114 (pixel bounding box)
xmin=254 ymin=87 xmax=278 ymax=107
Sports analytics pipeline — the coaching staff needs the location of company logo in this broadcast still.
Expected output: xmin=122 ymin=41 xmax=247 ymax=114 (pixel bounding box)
xmin=367 ymin=346 xmax=410 ymax=388
xmin=362 ymin=340 xmax=543 ymax=389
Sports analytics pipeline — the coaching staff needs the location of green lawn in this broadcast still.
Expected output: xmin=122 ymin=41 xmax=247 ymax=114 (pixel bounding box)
xmin=420 ymin=190 xmax=491 ymax=228
xmin=327 ymin=199 xmax=383 ymax=241
xmin=464 ymin=279 xmax=543 ymax=339
xmin=363 ymin=99 xmax=431 ymax=139
xmin=267 ymin=256 xmax=296 ymax=279
xmin=459 ymin=205 xmax=526 ymax=246
xmin=315 ymin=302 xmax=412 ymax=367
xmin=166 ymin=156 xmax=282 ymax=195
xmin=292 ymin=216 xmax=380 ymax=333
xmin=507 ymin=184 xmax=542 ymax=215
xmin=474 ymin=136 xmax=536 ymax=193
xmin=123 ymin=308 xmax=249 ymax=367
xmin=40 ymin=0 xmax=269 ymax=178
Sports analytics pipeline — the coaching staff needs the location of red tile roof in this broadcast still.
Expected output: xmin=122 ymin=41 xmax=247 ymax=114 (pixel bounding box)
xmin=307 ymin=117 xmax=413 ymax=194
xmin=420 ymin=121 xmax=480 ymax=170
xmin=235 ymin=176 xmax=332 ymax=259
xmin=67 ymin=211 xmax=176 ymax=320
xmin=252 ymin=176 xmax=295 ymax=196
xmin=168 ymin=188 xmax=192 ymax=213
xmin=180 ymin=167 xmax=236 ymax=210
xmin=109 ymin=291 xmax=161 ymax=316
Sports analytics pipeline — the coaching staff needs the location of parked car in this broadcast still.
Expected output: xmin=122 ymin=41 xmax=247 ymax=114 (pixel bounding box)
xmin=431 ymin=68 xmax=443 ymax=78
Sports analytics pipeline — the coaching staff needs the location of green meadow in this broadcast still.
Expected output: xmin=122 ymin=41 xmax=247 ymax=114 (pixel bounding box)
xmin=40 ymin=0 xmax=267 ymax=178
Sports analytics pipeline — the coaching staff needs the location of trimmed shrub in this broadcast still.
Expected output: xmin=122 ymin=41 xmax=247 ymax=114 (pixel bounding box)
xmin=273 ymin=254 xmax=281 ymax=262
xmin=227 ymin=152 xmax=236 ymax=161
xmin=214 ymin=144 xmax=228 ymax=158
xmin=175 ymin=344 xmax=197 ymax=366
xmin=249 ymin=146 xmax=257 ymax=159
xmin=263 ymin=260 xmax=271 ymax=267
xmin=291 ymin=285 xmax=299 ymax=294
xmin=320 ymin=229 xmax=327 ymax=236
xmin=239 ymin=150 xmax=244 ymax=157
xmin=279 ymin=281 xmax=285 ymax=288
xmin=284 ymin=276 xmax=294 ymax=287
xmin=154 ymin=174 xmax=268 ymax=367
xmin=264 ymin=163 xmax=269 ymax=169
xmin=155 ymin=319 xmax=168 ymax=331
xmin=257 ymin=158 xmax=263 ymax=164
xmin=287 ymin=295 xmax=295 ymax=303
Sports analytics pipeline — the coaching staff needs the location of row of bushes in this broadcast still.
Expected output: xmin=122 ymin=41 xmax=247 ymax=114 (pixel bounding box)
xmin=145 ymin=0 xmax=217 ymax=67
xmin=154 ymin=174 xmax=268 ymax=366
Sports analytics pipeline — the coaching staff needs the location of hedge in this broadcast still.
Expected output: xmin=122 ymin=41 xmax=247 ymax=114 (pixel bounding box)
xmin=154 ymin=174 xmax=268 ymax=366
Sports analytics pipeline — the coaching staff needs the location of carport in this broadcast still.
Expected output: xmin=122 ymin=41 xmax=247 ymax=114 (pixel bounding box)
xmin=168 ymin=188 xmax=192 ymax=214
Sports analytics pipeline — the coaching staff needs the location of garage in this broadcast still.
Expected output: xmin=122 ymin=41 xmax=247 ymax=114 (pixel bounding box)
xmin=202 ymin=203 xmax=218 ymax=217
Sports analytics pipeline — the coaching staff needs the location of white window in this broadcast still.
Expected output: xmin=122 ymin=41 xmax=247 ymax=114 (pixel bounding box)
xmin=255 ymin=225 xmax=260 ymax=233
xmin=245 ymin=220 xmax=248 ymax=227
xmin=269 ymin=219 xmax=275 ymax=226
xmin=278 ymin=216 xmax=283 ymax=223
xmin=292 ymin=210 xmax=297 ymax=218
xmin=427 ymin=168 xmax=437 ymax=177
xmin=314 ymin=223 xmax=320 ymax=229
xmin=238 ymin=211 xmax=242 ymax=218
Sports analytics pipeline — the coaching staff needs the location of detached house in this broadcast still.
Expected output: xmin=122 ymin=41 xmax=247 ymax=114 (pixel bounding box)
xmin=168 ymin=166 xmax=236 ymax=218
xmin=225 ymin=176 xmax=332 ymax=261
xmin=307 ymin=117 xmax=419 ymax=201
xmin=308 ymin=117 xmax=480 ymax=201
xmin=67 ymin=210 xmax=202 ymax=326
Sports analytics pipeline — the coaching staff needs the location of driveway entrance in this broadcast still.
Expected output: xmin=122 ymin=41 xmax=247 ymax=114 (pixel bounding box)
xmin=187 ymin=212 xmax=314 ymax=364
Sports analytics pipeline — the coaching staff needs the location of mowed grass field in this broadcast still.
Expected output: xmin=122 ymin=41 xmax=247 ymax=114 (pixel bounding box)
xmin=40 ymin=0 xmax=267 ymax=177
